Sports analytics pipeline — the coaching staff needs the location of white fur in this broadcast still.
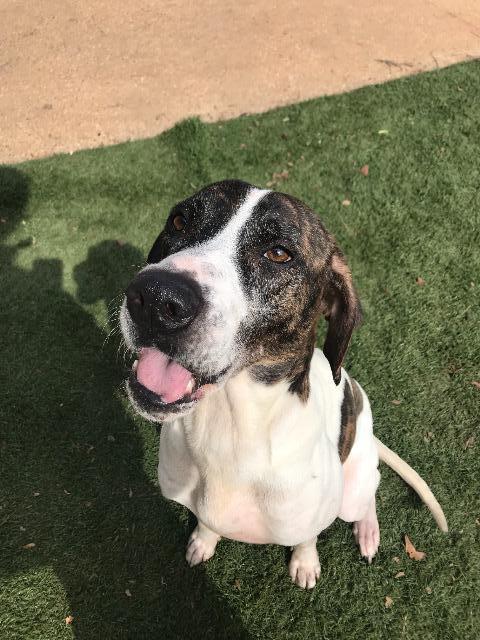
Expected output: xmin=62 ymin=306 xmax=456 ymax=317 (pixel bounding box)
xmin=158 ymin=349 xmax=379 ymax=552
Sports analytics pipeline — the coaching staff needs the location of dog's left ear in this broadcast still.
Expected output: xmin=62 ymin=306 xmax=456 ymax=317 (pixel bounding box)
xmin=321 ymin=253 xmax=362 ymax=385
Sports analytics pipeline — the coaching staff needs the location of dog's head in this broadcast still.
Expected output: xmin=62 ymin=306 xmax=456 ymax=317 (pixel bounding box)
xmin=120 ymin=180 xmax=361 ymax=422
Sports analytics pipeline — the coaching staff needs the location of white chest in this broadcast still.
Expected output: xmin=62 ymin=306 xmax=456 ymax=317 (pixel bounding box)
xmin=157 ymin=357 xmax=345 ymax=546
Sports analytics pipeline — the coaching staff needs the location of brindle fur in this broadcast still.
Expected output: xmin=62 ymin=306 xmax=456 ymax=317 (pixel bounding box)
xmin=338 ymin=378 xmax=363 ymax=463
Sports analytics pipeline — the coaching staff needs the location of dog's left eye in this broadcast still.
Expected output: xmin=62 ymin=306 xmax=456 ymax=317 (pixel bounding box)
xmin=264 ymin=246 xmax=292 ymax=263
xmin=172 ymin=214 xmax=187 ymax=231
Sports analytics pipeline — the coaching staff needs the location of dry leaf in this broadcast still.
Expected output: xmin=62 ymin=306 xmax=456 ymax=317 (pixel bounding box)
xmin=234 ymin=579 xmax=241 ymax=590
xmin=378 ymin=129 xmax=389 ymax=135
xmin=464 ymin=436 xmax=475 ymax=449
xmin=395 ymin=571 xmax=405 ymax=578
xmin=239 ymin=143 xmax=246 ymax=149
xmin=392 ymin=399 xmax=402 ymax=406
xmin=125 ymin=589 xmax=132 ymax=597
xmin=0 ymin=218 xmax=7 ymax=224
xmin=33 ymin=492 xmax=40 ymax=497
xmin=342 ymin=199 xmax=351 ymax=206
xmin=107 ymin=434 xmax=115 ymax=442
xmin=128 ymin=488 xmax=133 ymax=498
xmin=392 ymin=556 xmax=400 ymax=564
xmin=359 ymin=164 xmax=369 ymax=176
xmin=115 ymin=239 xmax=125 ymax=247
xmin=471 ymin=381 xmax=480 ymax=390
xmin=384 ymin=595 xmax=394 ymax=608
xmin=65 ymin=615 xmax=74 ymax=625
xmin=425 ymin=586 xmax=432 ymax=594
xmin=404 ymin=535 xmax=426 ymax=561
xmin=22 ymin=542 xmax=36 ymax=549
xmin=272 ymin=170 xmax=289 ymax=181
xmin=416 ymin=276 xmax=426 ymax=286
xmin=475 ymin=518 xmax=480 ymax=527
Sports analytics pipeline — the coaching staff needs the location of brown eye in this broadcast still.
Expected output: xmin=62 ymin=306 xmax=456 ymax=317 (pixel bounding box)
xmin=172 ymin=214 xmax=187 ymax=231
xmin=264 ymin=246 xmax=292 ymax=263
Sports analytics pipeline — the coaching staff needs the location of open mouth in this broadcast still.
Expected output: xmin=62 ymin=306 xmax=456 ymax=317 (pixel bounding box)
xmin=127 ymin=347 xmax=218 ymax=418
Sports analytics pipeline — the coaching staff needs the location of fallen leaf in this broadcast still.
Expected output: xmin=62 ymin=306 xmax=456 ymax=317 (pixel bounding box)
xmin=391 ymin=399 xmax=402 ymax=406
xmin=65 ymin=615 xmax=74 ymax=625
xmin=385 ymin=595 xmax=394 ymax=608
xmin=395 ymin=571 xmax=405 ymax=578
xmin=33 ymin=492 xmax=40 ymax=497
xmin=392 ymin=556 xmax=400 ymax=564
xmin=404 ymin=535 xmax=426 ymax=561
xmin=359 ymin=164 xmax=369 ymax=176
xmin=128 ymin=488 xmax=133 ymax=498
xmin=19 ymin=526 xmax=26 ymax=532
xmin=0 ymin=217 xmax=7 ymax=223
xmin=125 ymin=589 xmax=132 ymax=597
xmin=342 ymin=199 xmax=351 ymax=206
xmin=115 ymin=239 xmax=125 ymax=247
xmin=378 ymin=129 xmax=389 ymax=135
xmin=234 ymin=579 xmax=241 ymax=590
xmin=464 ymin=436 xmax=475 ymax=449
xmin=416 ymin=276 xmax=426 ymax=286
xmin=272 ymin=170 xmax=289 ymax=181
xmin=475 ymin=518 xmax=480 ymax=527
xmin=425 ymin=586 xmax=432 ymax=594
xmin=107 ymin=434 xmax=115 ymax=442
xmin=471 ymin=381 xmax=480 ymax=390
xmin=239 ymin=143 xmax=246 ymax=149
xmin=22 ymin=542 xmax=36 ymax=550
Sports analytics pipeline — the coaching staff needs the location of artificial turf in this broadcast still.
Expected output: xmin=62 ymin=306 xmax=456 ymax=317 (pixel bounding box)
xmin=0 ymin=61 xmax=479 ymax=640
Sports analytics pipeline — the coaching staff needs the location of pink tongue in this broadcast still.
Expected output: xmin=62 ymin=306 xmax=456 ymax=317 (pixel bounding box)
xmin=136 ymin=348 xmax=194 ymax=403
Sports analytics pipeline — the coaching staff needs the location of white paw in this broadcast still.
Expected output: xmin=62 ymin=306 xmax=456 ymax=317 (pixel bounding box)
xmin=289 ymin=546 xmax=321 ymax=589
xmin=353 ymin=517 xmax=380 ymax=563
xmin=185 ymin=526 xmax=219 ymax=567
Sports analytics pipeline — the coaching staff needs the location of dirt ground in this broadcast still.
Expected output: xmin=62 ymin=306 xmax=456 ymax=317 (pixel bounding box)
xmin=1 ymin=0 xmax=479 ymax=163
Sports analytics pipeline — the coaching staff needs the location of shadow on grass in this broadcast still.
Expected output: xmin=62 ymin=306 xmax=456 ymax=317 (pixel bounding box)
xmin=0 ymin=166 xmax=248 ymax=639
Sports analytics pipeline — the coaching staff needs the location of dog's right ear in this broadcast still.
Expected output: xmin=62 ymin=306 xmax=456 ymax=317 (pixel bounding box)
xmin=147 ymin=232 xmax=167 ymax=264
xmin=321 ymin=253 xmax=362 ymax=385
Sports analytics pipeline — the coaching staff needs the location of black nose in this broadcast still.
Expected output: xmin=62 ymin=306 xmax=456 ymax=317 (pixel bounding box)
xmin=126 ymin=270 xmax=203 ymax=333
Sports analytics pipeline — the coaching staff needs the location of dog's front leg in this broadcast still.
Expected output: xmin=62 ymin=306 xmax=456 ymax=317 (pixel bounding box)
xmin=186 ymin=519 xmax=221 ymax=567
xmin=288 ymin=536 xmax=321 ymax=589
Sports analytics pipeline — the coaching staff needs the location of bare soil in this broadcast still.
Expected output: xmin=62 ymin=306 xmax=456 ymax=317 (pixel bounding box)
xmin=1 ymin=0 xmax=479 ymax=163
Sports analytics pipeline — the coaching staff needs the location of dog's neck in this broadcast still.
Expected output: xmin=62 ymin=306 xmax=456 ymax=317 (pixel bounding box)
xmin=186 ymin=368 xmax=304 ymax=439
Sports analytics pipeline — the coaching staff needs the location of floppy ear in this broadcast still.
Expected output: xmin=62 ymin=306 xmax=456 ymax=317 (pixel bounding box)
xmin=147 ymin=232 xmax=168 ymax=264
xmin=321 ymin=253 xmax=362 ymax=385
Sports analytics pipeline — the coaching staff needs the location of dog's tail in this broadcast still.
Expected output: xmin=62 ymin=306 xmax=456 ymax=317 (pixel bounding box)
xmin=375 ymin=436 xmax=448 ymax=533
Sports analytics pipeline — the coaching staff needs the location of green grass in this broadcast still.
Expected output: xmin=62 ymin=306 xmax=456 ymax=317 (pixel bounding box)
xmin=1 ymin=61 xmax=479 ymax=640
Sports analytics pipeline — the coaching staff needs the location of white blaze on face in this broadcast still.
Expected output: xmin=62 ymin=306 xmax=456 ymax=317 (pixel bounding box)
xmin=139 ymin=187 xmax=270 ymax=376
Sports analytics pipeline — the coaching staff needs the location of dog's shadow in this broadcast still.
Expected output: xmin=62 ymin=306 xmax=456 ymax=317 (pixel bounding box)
xmin=0 ymin=167 xmax=248 ymax=639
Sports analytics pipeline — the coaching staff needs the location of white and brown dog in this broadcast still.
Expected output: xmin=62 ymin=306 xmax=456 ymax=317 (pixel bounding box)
xmin=120 ymin=180 xmax=447 ymax=589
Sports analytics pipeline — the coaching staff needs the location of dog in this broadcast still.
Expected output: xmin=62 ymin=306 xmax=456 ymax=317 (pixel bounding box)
xmin=119 ymin=179 xmax=447 ymax=589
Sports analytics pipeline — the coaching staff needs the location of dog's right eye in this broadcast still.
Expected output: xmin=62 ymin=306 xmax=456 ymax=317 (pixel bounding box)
xmin=172 ymin=214 xmax=187 ymax=232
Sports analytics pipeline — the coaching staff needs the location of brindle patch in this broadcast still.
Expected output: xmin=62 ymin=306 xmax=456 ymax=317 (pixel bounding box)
xmin=240 ymin=191 xmax=361 ymax=401
xmin=338 ymin=378 xmax=363 ymax=463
